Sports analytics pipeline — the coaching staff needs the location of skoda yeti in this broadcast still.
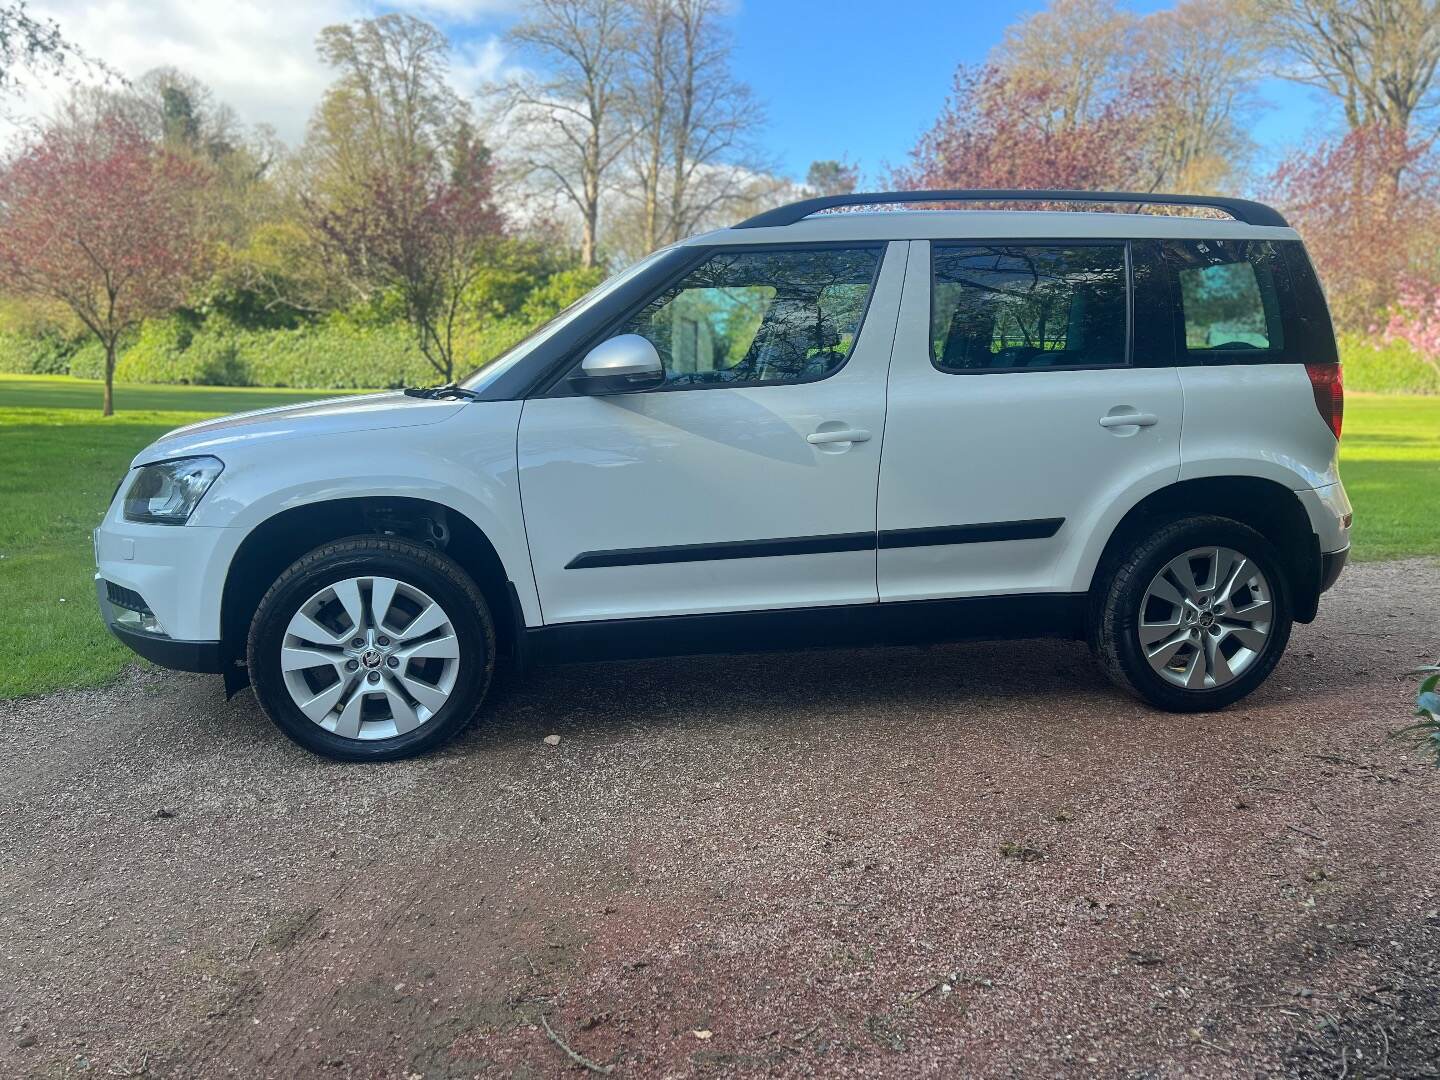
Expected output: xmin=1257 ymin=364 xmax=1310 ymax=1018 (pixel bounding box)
xmin=95 ymin=190 xmax=1351 ymax=760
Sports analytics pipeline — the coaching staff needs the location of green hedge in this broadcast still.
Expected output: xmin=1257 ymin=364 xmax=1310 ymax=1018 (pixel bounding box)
xmin=0 ymin=316 xmax=538 ymax=389
xmin=9 ymin=319 xmax=1433 ymax=395
xmin=1338 ymin=334 xmax=1440 ymax=395
xmin=0 ymin=331 xmax=76 ymax=375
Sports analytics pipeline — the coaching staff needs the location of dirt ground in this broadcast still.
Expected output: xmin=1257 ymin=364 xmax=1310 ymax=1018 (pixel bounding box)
xmin=2 ymin=559 xmax=1439 ymax=1080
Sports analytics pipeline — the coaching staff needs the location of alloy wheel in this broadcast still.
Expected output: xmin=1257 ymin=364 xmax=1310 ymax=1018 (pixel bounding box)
xmin=279 ymin=576 xmax=461 ymax=740
xmin=1137 ymin=546 xmax=1274 ymax=690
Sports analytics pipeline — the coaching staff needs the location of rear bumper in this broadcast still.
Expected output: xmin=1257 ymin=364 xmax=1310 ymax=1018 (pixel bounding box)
xmin=96 ymin=574 xmax=225 ymax=674
xmin=1320 ymin=545 xmax=1349 ymax=595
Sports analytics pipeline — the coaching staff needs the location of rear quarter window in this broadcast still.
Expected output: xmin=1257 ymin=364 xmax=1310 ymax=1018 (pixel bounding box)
xmin=1158 ymin=239 xmax=1337 ymax=366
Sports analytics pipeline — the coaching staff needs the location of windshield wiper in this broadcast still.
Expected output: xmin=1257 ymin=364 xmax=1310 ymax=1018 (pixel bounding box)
xmin=403 ymin=383 xmax=482 ymax=401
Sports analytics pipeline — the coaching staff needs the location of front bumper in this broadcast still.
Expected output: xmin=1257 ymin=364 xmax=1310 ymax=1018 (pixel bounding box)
xmin=96 ymin=574 xmax=225 ymax=673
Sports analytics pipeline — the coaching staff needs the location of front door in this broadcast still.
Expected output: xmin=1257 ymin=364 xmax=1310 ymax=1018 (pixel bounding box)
xmin=517 ymin=241 xmax=906 ymax=625
xmin=877 ymin=238 xmax=1184 ymax=603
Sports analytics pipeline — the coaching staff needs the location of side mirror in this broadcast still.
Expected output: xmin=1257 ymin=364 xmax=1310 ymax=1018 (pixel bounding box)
xmin=571 ymin=334 xmax=664 ymax=395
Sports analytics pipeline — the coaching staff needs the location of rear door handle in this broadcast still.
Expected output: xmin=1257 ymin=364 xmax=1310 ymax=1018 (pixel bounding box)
xmin=807 ymin=428 xmax=872 ymax=444
xmin=1098 ymin=412 xmax=1158 ymax=429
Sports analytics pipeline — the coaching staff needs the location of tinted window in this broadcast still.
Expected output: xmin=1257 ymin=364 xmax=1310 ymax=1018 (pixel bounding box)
xmin=619 ymin=247 xmax=882 ymax=388
xmin=931 ymin=244 xmax=1127 ymax=372
xmin=1167 ymin=239 xmax=1285 ymax=356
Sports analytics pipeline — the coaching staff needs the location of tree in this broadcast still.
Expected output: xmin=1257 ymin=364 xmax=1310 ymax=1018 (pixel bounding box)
xmin=657 ymin=0 xmax=763 ymax=244
xmin=1135 ymin=0 xmax=1262 ymax=192
xmin=627 ymin=0 xmax=674 ymax=252
xmin=896 ymin=64 xmax=1155 ymax=193
xmin=995 ymin=0 xmax=1259 ymax=192
xmin=311 ymin=139 xmax=504 ymax=382
xmin=0 ymin=2 xmax=103 ymax=99
xmin=1268 ymin=123 xmax=1440 ymax=328
xmin=1257 ymin=0 xmax=1440 ymax=134
xmin=309 ymin=14 xmax=463 ymax=197
xmin=805 ymin=160 xmax=859 ymax=197
xmin=0 ymin=115 xmax=210 ymax=414
xmin=996 ymin=0 xmax=1137 ymax=132
xmin=504 ymin=0 xmax=636 ymax=267
xmin=295 ymin=13 xmax=512 ymax=379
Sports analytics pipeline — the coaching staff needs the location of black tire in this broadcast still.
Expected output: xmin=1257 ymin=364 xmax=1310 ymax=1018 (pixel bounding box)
xmin=1089 ymin=515 xmax=1293 ymax=713
xmin=247 ymin=536 xmax=495 ymax=761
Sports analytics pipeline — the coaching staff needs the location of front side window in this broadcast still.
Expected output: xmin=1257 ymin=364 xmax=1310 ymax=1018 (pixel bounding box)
xmin=617 ymin=246 xmax=882 ymax=389
xmin=932 ymin=244 xmax=1128 ymax=372
xmin=1165 ymin=239 xmax=1286 ymax=358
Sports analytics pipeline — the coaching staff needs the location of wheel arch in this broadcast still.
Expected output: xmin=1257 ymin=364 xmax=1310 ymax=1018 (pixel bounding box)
xmin=1087 ymin=476 xmax=1323 ymax=623
xmin=220 ymin=496 xmax=525 ymax=686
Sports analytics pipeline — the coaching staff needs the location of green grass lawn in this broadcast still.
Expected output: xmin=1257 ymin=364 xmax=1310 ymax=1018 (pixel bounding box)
xmin=0 ymin=374 xmax=1436 ymax=700
xmin=1335 ymin=394 xmax=1440 ymax=560
xmin=0 ymin=376 xmax=364 ymax=699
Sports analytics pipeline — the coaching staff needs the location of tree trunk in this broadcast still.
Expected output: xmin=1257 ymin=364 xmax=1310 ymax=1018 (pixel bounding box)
xmin=103 ymin=340 xmax=115 ymax=417
xmin=580 ymin=209 xmax=598 ymax=268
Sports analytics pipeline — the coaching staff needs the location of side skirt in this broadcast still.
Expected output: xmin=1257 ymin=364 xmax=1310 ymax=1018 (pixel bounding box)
xmin=527 ymin=593 xmax=1086 ymax=665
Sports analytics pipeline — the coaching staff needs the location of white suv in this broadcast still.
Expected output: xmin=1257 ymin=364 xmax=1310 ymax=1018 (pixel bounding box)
xmin=94 ymin=190 xmax=1351 ymax=761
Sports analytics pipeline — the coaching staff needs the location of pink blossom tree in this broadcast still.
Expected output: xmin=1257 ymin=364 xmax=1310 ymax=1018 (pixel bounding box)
xmin=1268 ymin=123 xmax=1440 ymax=332
xmin=0 ymin=114 xmax=210 ymax=414
xmin=1384 ymin=276 xmax=1440 ymax=373
xmin=893 ymin=64 xmax=1160 ymax=196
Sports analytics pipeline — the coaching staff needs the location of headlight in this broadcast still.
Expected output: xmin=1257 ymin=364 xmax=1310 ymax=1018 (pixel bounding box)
xmin=123 ymin=456 xmax=224 ymax=525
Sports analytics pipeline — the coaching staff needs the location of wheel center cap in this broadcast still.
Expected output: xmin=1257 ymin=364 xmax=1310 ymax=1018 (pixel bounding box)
xmin=1197 ymin=612 xmax=1215 ymax=628
xmin=360 ymin=649 xmax=384 ymax=669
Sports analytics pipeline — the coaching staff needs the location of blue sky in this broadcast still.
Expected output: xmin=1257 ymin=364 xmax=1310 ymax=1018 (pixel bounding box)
xmin=454 ymin=0 xmax=1349 ymax=188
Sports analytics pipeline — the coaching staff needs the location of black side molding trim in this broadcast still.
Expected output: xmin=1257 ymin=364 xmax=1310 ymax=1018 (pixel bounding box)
xmin=879 ymin=518 xmax=1063 ymax=549
xmin=565 ymin=531 xmax=874 ymax=569
xmin=566 ymin=518 xmax=1065 ymax=569
xmin=530 ymin=593 xmax=1087 ymax=664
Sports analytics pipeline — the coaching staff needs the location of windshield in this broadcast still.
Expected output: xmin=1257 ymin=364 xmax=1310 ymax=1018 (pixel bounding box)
xmin=460 ymin=249 xmax=673 ymax=391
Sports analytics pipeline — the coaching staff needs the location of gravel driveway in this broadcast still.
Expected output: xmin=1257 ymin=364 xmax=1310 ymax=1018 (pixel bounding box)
xmin=3 ymin=559 xmax=1439 ymax=1079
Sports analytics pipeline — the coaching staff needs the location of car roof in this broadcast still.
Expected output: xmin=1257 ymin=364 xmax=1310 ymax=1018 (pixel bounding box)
xmin=683 ymin=209 xmax=1300 ymax=247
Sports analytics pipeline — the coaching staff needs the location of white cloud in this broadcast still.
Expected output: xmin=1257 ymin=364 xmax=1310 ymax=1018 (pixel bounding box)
xmin=1 ymin=0 xmax=520 ymax=147
xmin=448 ymin=33 xmax=521 ymax=101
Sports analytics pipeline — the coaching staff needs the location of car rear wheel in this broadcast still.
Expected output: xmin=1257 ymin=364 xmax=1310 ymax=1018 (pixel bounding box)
xmin=247 ymin=536 xmax=495 ymax=761
xmin=1090 ymin=515 xmax=1293 ymax=712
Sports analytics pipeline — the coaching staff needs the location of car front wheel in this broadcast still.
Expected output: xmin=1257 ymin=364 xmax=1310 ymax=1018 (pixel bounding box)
xmin=247 ymin=536 xmax=495 ymax=761
xmin=1090 ymin=515 xmax=1293 ymax=712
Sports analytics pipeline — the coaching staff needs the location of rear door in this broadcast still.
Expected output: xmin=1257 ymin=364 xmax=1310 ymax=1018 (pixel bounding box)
xmin=876 ymin=238 xmax=1184 ymax=602
xmin=517 ymin=241 xmax=905 ymax=625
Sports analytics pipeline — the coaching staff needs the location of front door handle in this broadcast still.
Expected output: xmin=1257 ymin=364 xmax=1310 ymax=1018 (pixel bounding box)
xmin=1098 ymin=411 xmax=1159 ymax=429
xmin=807 ymin=427 xmax=872 ymax=445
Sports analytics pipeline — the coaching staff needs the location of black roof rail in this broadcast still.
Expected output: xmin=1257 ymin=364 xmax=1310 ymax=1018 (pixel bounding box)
xmin=733 ymin=189 xmax=1289 ymax=230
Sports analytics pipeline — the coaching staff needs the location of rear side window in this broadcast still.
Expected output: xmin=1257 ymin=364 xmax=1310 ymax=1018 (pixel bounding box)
xmin=1166 ymin=240 xmax=1285 ymax=356
xmin=931 ymin=244 xmax=1127 ymax=372
xmin=618 ymin=246 xmax=882 ymax=389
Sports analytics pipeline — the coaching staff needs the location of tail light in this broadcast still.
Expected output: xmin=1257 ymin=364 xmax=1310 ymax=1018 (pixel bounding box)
xmin=1305 ymin=362 xmax=1343 ymax=440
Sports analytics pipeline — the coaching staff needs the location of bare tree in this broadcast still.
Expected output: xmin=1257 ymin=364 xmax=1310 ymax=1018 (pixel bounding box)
xmin=1137 ymin=0 xmax=1263 ymax=192
xmin=659 ymin=0 xmax=763 ymax=244
xmin=504 ymin=0 xmax=636 ymax=266
xmin=627 ymin=0 xmax=673 ymax=252
xmin=1257 ymin=0 xmax=1440 ymax=133
xmin=995 ymin=0 xmax=1137 ymax=132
